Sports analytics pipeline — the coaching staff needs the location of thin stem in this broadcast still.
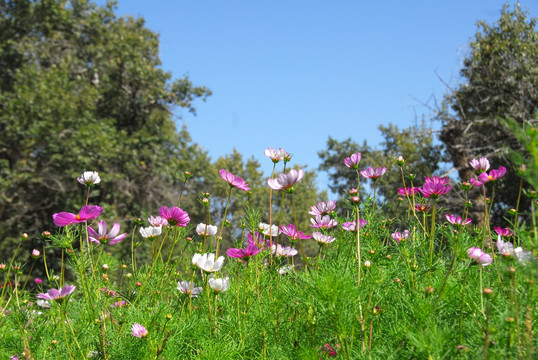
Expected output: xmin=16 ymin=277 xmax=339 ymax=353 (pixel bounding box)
xmin=216 ymin=187 xmax=233 ymax=258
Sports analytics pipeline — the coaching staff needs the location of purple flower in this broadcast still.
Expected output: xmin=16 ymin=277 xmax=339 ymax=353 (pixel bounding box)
xmin=308 ymin=201 xmax=336 ymax=216
xmin=131 ymin=323 xmax=148 ymax=338
xmin=88 ymin=220 xmax=127 ymax=245
xmin=37 ymin=285 xmax=76 ymax=301
xmin=360 ymin=167 xmax=386 ymax=180
xmin=159 ymin=206 xmax=190 ymax=227
xmin=467 ymin=247 xmax=492 ymax=267
xmin=341 ymin=219 xmax=367 ymax=232
xmin=391 ymin=230 xmax=409 ymax=244
xmin=469 ymin=157 xmax=490 ymax=174
xmin=312 ymin=232 xmax=335 ymax=245
xmin=445 ymin=214 xmax=472 ymax=226
xmin=494 ymin=227 xmax=513 ymax=237
xmin=52 ymin=205 xmax=103 ymax=227
xmin=226 ymin=236 xmax=263 ymax=259
xmin=280 ymin=224 xmax=311 ymax=240
xmin=310 ymin=215 xmax=338 ymax=229
xmin=268 ymin=169 xmax=304 ymax=192
xmin=344 ymin=152 xmax=362 ymax=169
xmin=418 ymin=176 xmax=451 ymax=200
xmin=264 ymin=147 xmax=287 ymax=163
xmin=471 ymin=166 xmax=507 ymax=186
xmin=219 ymin=169 xmax=251 ymax=191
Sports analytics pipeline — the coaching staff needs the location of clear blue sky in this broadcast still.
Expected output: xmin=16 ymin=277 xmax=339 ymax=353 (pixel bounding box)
xmin=97 ymin=0 xmax=537 ymax=192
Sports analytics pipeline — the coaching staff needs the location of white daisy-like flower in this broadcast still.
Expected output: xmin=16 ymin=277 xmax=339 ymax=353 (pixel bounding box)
xmin=208 ymin=277 xmax=230 ymax=293
xmin=139 ymin=226 xmax=162 ymax=239
xmin=77 ymin=171 xmax=101 ymax=186
xmin=196 ymin=223 xmax=218 ymax=236
xmin=192 ymin=253 xmax=224 ymax=273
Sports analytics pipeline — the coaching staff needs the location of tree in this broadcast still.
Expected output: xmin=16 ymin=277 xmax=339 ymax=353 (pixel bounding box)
xmin=437 ymin=3 xmax=538 ymax=223
xmin=0 ymin=0 xmax=210 ymax=260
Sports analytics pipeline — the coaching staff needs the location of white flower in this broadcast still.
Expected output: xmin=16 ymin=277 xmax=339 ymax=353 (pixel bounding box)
xmin=271 ymin=244 xmax=298 ymax=257
xmin=312 ymin=232 xmax=336 ymax=245
xmin=208 ymin=277 xmax=230 ymax=293
xmin=77 ymin=171 xmax=101 ymax=186
xmin=497 ymin=235 xmax=533 ymax=264
xmin=177 ymin=281 xmax=203 ymax=297
xmin=196 ymin=223 xmax=218 ymax=236
xmin=278 ymin=265 xmax=294 ymax=275
xmin=258 ymin=223 xmax=280 ymax=237
xmin=36 ymin=300 xmax=51 ymax=309
xmin=192 ymin=253 xmax=224 ymax=273
xmin=139 ymin=226 xmax=162 ymax=239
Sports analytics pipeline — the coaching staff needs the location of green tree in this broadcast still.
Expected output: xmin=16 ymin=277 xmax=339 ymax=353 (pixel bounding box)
xmin=0 ymin=0 xmax=210 ymax=262
xmin=437 ymin=3 xmax=538 ymax=223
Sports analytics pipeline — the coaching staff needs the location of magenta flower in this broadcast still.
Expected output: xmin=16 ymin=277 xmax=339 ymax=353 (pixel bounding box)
xmin=341 ymin=219 xmax=367 ymax=232
xmin=219 ymin=169 xmax=250 ymax=191
xmin=280 ymin=224 xmax=311 ymax=240
xmin=494 ymin=227 xmax=513 ymax=237
xmin=391 ymin=230 xmax=410 ymax=244
xmin=52 ymin=205 xmax=103 ymax=227
xmin=310 ymin=215 xmax=338 ymax=229
xmin=414 ymin=204 xmax=431 ymax=212
xmin=344 ymin=152 xmax=362 ymax=170
xmin=88 ymin=220 xmax=127 ymax=245
xmin=469 ymin=157 xmax=490 ymax=174
xmin=267 ymin=169 xmax=304 ymax=192
xmin=360 ymin=167 xmax=386 ymax=180
xmin=398 ymin=187 xmax=419 ymax=197
xmin=272 ymin=244 xmax=298 ymax=257
xmin=418 ymin=176 xmax=451 ymax=201
xmin=312 ymin=232 xmax=335 ymax=245
xmin=131 ymin=323 xmax=148 ymax=338
xmin=159 ymin=206 xmax=190 ymax=227
xmin=308 ymin=201 xmax=336 ymax=216
xmin=226 ymin=236 xmax=263 ymax=259
xmin=37 ymin=285 xmax=76 ymax=301
xmin=467 ymin=247 xmax=492 ymax=267
xmin=264 ymin=147 xmax=287 ymax=163
xmin=445 ymin=214 xmax=472 ymax=226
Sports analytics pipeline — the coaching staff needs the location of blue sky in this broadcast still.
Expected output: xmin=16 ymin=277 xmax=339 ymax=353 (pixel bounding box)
xmin=97 ymin=0 xmax=537 ymax=192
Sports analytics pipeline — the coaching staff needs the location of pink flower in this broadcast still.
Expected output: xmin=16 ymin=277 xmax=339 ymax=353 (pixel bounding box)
xmin=445 ymin=214 xmax=472 ymax=226
xmin=308 ymin=200 xmax=336 ymax=216
xmin=341 ymin=219 xmax=367 ymax=232
xmin=398 ymin=187 xmax=419 ymax=197
xmin=268 ymin=169 xmax=304 ymax=192
xmin=159 ymin=206 xmax=190 ymax=227
xmin=494 ymin=227 xmax=513 ymax=237
xmin=219 ymin=169 xmax=251 ymax=191
xmin=418 ymin=176 xmax=451 ymax=200
xmin=280 ymin=224 xmax=311 ymax=240
xmin=344 ymin=152 xmax=362 ymax=169
xmin=148 ymin=216 xmax=168 ymax=227
xmin=360 ymin=167 xmax=386 ymax=180
xmin=264 ymin=147 xmax=287 ymax=163
xmin=272 ymin=244 xmax=298 ymax=257
xmin=467 ymin=247 xmax=492 ymax=267
xmin=37 ymin=285 xmax=76 ymax=301
xmin=131 ymin=323 xmax=148 ymax=338
xmin=31 ymin=249 xmax=40 ymax=258
xmin=391 ymin=230 xmax=409 ymax=244
xmin=226 ymin=236 xmax=263 ymax=259
xmin=52 ymin=205 xmax=103 ymax=227
xmin=88 ymin=220 xmax=127 ymax=245
xmin=414 ymin=204 xmax=431 ymax=212
xmin=310 ymin=215 xmax=338 ymax=229
xmin=312 ymin=232 xmax=335 ymax=245
xmin=34 ymin=278 xmax=43 ymax=285
xmin=469 ymin=157 xmax=490 ymax=174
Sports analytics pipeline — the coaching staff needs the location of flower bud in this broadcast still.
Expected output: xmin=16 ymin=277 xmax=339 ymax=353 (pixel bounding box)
xmin=42 ymin=231 xmax=51 ymax=237
xmin=31 ymin=249 xmax=40 ymax=258
xmin=136 ymin=281 xmax=142 ymax=287
xmin=102 ymin=274 xmax=109 ymax=282
xmin=125 ymin=273 xmax=132 ymax=278
xmin=166 ymin=314 xmax=173 ymax=320
xmin=121 ymin=264 xmax=128 ymax=269
xmin=483 ymin=288 xmax=493 ymax=297
xmin=363 ymin=260 xmax=371 ymax=268
xmin=102 ymin=264 xmax=109 ymax=271
xmin=396 ymin=156 xmax=405 ymax=166
xmin=22 ymin=233 xmax=28 ymax=239
xmin=406 ymin=173 xmax=416 ymax=180
xmin=348 ymin=188 xmax=358 ymax=195
xmin=351 ymin=196 xmax=360 ymax=204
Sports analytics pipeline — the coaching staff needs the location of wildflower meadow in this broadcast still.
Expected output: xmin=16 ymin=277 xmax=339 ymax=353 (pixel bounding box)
xmin=0 ymin=151 xmax=537 ymax=360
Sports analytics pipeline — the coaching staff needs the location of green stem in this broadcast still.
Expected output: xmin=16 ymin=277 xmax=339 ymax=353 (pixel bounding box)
xmin=216 ymin=187 xmax=233 ymax=258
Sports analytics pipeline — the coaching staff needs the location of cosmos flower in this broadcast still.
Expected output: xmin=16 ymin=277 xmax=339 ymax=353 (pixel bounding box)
xmin=278 ymin=265 xmax=294 ymax=275
xmin=267 ymin=169 xmax=304 ymax=192
xmin=467 ymin=247 xmax=492 ymax=267
xmin=192 ymin=253 xmax=225 ymax=273
xmin=177 ymin=281 xmax=203 ymax=298
xmin=264 ymin=147 xmax=287 ymax=163
xmin=280 ymin=224 xmax=311 ymax=240
xmin=344 ymin=152 xmax=362 ymax=170
xmin=88 ymin=220 xmax=127 ymax=245
xmin=391 ymin=230 xmax=410 ymax=244
xmin=496 ymin=235 xmax=533 ymax=264
xmin=37 ymin=285 xmax=76 ymax=301
xmin=131 ymin=323 xmax=148 ymax=338
xmin=360 ymin=167 xmax=386 ymax=180
xmin=271 ymin=244 xmax=298 ymax=257
xmin=258 ymin=223 xmax=280 ymax=237
xmin=139 ymin=226 xmax=162 ymax=239
xmin=226 ymin=236 xmax=263 ymax=259
xmin=418 ymin=176 xmax=451 ymax=200
xmin=308 ymin=201 xmax=336 ymax=216
xmin=398 ymin=187 xmax=419 ymax=197
xmin=414 ymin=204 xmax=431 ymax=212
xmin=312 ymin=232 xmax=335 ymax=245
xmin=445 ymin=214 xmax=472 ymax=226
xmin=159 ymin=206 xmax=190 ymax=227
xmin=341 ymin=219 xmax=367 ymax=232
xmin=77 ymin=171 xmax=101 ymax=186
xmin=469 ymin=157 xmax=490 ymax=174
xmin=219 ymin=169 xmax=251 ymax=191
xmin=196 ymin=223 xmax=218 ymax=236
xmin=52 ymin=205 xmax=103 ymax=227
xmin=494 ymin=227 xmax=513 ymax=237
xmin=208 ymin=277 xmax=230 ymax=293
xmin=310 ymin=215 xmax=338 ymax=229
xmin=148 ymin=216 xmax=168 ymax=227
